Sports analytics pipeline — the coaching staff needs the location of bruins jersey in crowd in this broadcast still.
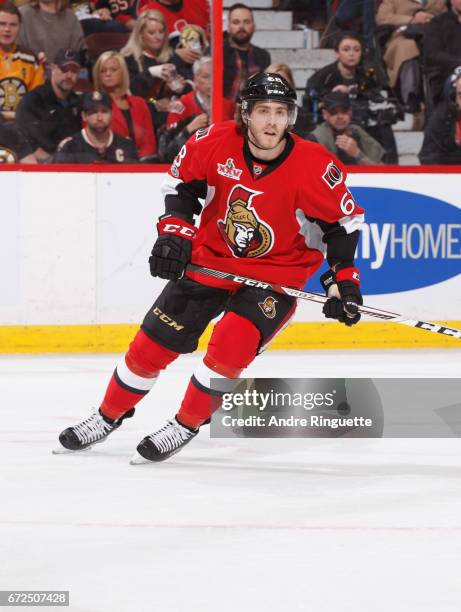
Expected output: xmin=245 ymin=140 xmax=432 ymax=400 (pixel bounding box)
xmin=0 ymin=45 xmax=44 ymax=120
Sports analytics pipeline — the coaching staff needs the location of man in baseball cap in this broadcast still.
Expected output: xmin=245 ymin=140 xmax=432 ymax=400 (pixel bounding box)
xmin=307 ymin=90 xmax=384 ymax=165
xmin=322 ymin=91 xmax=352 ymax=114
xmin=52 ymin=90 xmax=138 ymax=163
xmin=81 ymin=90 xmax=112 ymax=112
xmin=53 ymin=48 xmax=81 ymax=71
xmin=15 ymin=48 xmax=83 ymax=161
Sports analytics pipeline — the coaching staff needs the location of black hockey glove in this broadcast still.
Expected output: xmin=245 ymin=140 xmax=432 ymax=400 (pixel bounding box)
xmin=320 ymin=266 xmax=362 ymax=326
xmin=149 ymin=214 xmax=196 ymax=281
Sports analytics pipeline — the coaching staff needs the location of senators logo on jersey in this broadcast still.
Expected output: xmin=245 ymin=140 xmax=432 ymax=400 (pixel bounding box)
xmin=218 ymin=185 xmax=274 ymax=258
xmin=258 ymin=296 xmax=278 ymax=319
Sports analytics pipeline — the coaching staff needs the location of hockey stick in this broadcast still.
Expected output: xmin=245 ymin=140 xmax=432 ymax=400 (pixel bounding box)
xmin=186 ymin=264 xmax=461 ymax=340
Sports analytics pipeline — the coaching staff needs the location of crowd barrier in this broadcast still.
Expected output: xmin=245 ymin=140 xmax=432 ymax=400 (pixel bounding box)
xmin=0 ymin=165 xmax=460 ymax=351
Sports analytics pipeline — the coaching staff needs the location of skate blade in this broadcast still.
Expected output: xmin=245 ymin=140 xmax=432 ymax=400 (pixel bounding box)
xmin=52 ymin=446 xmax=92 ymax=455
xmin=129 ymin=451 xmax=151 ymax=465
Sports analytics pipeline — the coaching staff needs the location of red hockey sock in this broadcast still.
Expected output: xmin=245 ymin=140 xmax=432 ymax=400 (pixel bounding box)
xmin=100 ymin=329 xmax=179 ymax=420
xmin=177 ymin=313 xmax=261 ymax=429
xmin=176 ymin=376 xmax=223 ymax=429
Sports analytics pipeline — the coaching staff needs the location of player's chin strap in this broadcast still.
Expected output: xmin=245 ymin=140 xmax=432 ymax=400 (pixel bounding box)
xmin=186 ymin=263 xmax=461 ymax=341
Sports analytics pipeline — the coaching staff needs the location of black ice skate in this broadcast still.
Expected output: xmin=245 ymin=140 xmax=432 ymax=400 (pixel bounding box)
xmin=130 ymin=418 xmax=198 ymax=464
xmin=54 ymin=408 xmax=134 ymax=453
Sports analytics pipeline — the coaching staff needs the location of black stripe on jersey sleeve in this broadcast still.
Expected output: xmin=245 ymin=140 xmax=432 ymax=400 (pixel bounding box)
xmin=306 ymin=217 xmax=359 ymax=267
xmin=165 ymin=179 xmax=208 ymax=220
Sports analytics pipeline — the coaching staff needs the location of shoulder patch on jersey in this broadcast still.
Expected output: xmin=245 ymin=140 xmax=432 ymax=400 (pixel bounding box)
xmin=170 ymin=162 xmax=180 ymax=177
xmin=322 ymin=161 xmax=343 ymax=190
xmin=195 ymin=124 xmax=214 ymax=141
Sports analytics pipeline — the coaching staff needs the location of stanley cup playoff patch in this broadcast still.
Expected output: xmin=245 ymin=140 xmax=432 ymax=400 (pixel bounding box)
xmin=258 ymin=296 xmax=278 ymax=319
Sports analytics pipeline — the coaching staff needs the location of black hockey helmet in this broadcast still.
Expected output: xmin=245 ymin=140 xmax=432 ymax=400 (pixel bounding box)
xmin=240 ymin=72 xmax=298 ymax=128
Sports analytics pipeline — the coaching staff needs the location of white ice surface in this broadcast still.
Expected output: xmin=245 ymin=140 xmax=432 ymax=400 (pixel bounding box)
xmin=2 ymin=349 xmax=461 ymax=612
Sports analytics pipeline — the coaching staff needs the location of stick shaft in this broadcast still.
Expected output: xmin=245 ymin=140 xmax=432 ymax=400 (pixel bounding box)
xmin=187 ymin=264 xmax=461 ymax=340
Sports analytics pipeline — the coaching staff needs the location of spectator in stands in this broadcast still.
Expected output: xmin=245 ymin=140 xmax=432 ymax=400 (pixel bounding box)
xmin=266 ymin=61 xmax=313 ymax=138
xmin=53 ymin=90 xmax=139 ymax=163
xmin=137 ymin=0 xmax=210 ymax=45
xmin=307 ymin=91 xmax=384 ymax=164
xmin=424 ymin=0 xmax=461 ymax=104
xmin=335 ymin=0 xmax=377 ymax=53
xmin=0 ymin=115 xmax=37 ymax=162
xmin=91 ymin=0 xmax=137 ymax=32
xmin=224 ymin=3 xmax=271 ymax=102
xmin=418 ymin=72 xmax=461 ymax=165
xmin=173 ymin=23 xmax=208 ymax=81
xmin=73 ymin=0 xmax=130 ymax=35
xmin=121 ymin=9 xmax=189 ymax=105
xmin=93 ymin=50 xmax=157 ymax=160
xmin=18 ymin=0 xmax=86 ymax=74
xmin=304 ymin=32 xmax=400 ymax=163
xmin=16 ymin=49 xmax=82 ymax=161
xmin=0 ymin=2 xmax=44 ymax=121
xmin=376 ymin=0 xmax=446 ymax=113
xmin=158 ymin=56 xmax=234 ymax=162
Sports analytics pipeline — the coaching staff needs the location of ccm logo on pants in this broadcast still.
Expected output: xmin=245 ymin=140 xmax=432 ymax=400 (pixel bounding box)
xmin=152 ymin=307 xmax=184 ymax=331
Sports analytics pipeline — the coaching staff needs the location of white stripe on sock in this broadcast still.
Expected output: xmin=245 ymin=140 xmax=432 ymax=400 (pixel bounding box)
xmin=193 ymin=360 xmax=227 ymax=389
xmin=116 ymin=358 xmax=158 ymax=392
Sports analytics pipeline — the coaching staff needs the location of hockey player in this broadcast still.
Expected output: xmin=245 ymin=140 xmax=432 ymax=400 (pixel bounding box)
xmin=56 ymin=72 xmax=364 ymax=463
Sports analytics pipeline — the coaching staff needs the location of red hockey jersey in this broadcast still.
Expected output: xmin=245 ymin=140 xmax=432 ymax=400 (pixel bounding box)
xmin=137 ymin=0 xmax=209 ymax=36
xmin=162 ymin=121 xmax=364 ymax=290
xmin=166 ymin=91 xmax=235 ymax=129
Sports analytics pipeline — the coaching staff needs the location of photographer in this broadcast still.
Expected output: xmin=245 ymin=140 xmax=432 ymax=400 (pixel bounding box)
xmin=307 ymin=92 xmax=384 ymax=165
xmin=304 ymin=32 xmax=401 ymax=163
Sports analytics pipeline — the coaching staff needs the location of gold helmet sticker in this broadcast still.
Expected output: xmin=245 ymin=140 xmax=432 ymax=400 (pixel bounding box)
xmin=218 ymin=185 xmax=274 ymax=258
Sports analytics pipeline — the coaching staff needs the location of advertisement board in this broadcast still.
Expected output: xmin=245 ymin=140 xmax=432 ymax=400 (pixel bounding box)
xmin=0 ymin=167 xmax=459 ymax=350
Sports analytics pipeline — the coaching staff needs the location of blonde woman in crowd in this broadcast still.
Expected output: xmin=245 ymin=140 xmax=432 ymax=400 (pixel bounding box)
xmin=121 ymin=9 xmax=188 ymax=111
xmin=93 ymin=51 xmax=157 ymax=160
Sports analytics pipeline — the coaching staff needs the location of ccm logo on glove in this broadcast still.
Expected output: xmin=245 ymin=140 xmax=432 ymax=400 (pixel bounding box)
xmin=157 ymin=217 xmax=197 ymax=240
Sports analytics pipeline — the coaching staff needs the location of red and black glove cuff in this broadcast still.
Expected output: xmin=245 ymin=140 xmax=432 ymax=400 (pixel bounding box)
xmin=157 ymin=216 xmax=197 ymax=241
xmin=335 ymin=265 xmax=360 ymax=287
